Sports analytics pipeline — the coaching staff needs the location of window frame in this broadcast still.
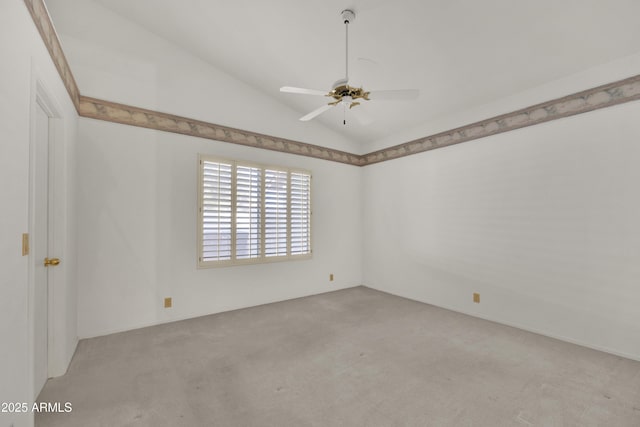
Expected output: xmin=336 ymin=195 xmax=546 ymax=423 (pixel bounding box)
xmin=197 ymin=154 xmax=312 ymax=268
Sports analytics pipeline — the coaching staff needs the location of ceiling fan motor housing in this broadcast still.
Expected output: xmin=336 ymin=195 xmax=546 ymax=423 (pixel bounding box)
xmin=332 ymin=78 xmax=349 ymax=89
xmin=328 ymin=85 xmax=370 ymax=107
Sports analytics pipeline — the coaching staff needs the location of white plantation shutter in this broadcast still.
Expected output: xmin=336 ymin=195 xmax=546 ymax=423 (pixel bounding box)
xmin=199 ymin=155 xmax=311 ymax=267
xmin=290 ymin=172 xmax=311 ymax=255
xmin=201 ymin=160 xmax=233 ymax=261
xmin=265 ymin=169 xmax=288 ymax=257
xmin=236 ymin=165 xmax=262 ymax=259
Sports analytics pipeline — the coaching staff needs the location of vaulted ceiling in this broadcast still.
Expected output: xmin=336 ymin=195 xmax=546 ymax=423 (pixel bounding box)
xmin=46 ymin=0 xmax=640 ymax=147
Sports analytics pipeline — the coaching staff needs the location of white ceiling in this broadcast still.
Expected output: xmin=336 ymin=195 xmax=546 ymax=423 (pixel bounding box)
xmin=48 ymin=0 xmax=640 ymax=145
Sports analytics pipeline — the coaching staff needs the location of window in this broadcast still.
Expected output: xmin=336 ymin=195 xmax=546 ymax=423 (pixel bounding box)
xmin=198 ymin=155 xmax=312 ymax=267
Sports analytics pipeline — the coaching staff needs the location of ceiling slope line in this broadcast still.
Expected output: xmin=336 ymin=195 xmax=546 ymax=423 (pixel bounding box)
xmin=79 ymin=96 xmax=366 ymax=166
xmin=25 ymin=0 xmax=640 ymax=167
xmin=24 ymin=0 xmax=80 ymax=111
xmin=364 ymin=74 xmax=640 ymax=165
xmin=24 ymin=0 xmax=364 ymax=166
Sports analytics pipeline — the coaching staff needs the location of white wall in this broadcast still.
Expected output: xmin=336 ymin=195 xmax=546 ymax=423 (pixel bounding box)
xmin=40 ymin=0 xmax=362 ymax=339
xmin=76 ymin=117 xmax=362 ymax=338
xmin=363 ymin=100 xmax=640 ymax=360
xmin=0 ymin=1 xmax=78 ymax=426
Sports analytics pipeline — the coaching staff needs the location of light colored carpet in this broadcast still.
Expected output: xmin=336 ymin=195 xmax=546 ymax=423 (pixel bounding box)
xmin=37 ymin=286 xmax=640 ymax=426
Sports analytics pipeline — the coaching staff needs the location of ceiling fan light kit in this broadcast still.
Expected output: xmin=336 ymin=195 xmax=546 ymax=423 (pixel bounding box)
xmin=280 ymin=9 xmax=419 ymax=124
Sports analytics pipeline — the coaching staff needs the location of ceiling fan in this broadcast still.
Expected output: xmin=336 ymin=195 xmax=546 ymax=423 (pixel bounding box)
xmin=280 ymin=9 xmax=419 ymax=125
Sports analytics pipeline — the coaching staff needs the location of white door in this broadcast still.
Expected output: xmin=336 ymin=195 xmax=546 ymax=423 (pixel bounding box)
xmin=33 ymin=101 xmax=51 ymax=398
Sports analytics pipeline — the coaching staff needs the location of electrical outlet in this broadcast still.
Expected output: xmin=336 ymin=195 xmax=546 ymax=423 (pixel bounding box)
xmin=164 ymin=297 xmax=172 ymax=308
xmin=473 ymin=293 xmax=480 ymax=303
xmin=329 ymin=274 xmax=334 ymax=281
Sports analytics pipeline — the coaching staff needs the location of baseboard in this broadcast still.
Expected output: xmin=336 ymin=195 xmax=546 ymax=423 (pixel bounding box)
xmin=363 ymin=285 xmax=640 ymax=363
xmin=78 ymin=284 xmax=363 ymax=340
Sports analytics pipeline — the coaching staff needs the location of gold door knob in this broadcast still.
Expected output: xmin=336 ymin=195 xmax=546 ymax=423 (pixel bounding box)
xmin=44 ymin=257 xmax=60 ymax=267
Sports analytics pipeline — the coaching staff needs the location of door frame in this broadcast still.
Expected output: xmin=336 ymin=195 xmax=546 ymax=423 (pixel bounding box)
xmin=28 ymin=74 xmax=64 ymax=400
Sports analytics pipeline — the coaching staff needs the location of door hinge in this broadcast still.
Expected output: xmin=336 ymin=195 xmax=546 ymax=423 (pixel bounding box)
xmin=22 ymin=233 xmax=29 ymax=256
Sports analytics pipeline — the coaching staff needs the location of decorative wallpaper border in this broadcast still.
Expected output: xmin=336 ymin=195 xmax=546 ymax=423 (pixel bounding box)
xmin=24 ymin=0 xmax=80 ymax=110
xmin=77 ymin=73 xmax=640 ymax=167
xmin=26 ymin=0 xmax=640 ymax=167
xmin=79 ymin=97 xmax=365 ymax=166
xmin=363 ymin=74 xmax=640 ymax=165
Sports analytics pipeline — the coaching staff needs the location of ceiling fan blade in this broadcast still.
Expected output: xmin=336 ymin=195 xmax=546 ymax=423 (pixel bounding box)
xmin=280 ymin=86 xmax=328 ymax=96
xmin=368 ymin=89 xmax=420 ymax=100
xmin=300 ymin=104 xmax=334 ymax=121
xmin=350 ymin=106 xmax=373 ymax=126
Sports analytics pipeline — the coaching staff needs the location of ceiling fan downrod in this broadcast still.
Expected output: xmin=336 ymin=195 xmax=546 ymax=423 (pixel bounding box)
xmin=341 ymin=9 xmax=355 ymax=82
